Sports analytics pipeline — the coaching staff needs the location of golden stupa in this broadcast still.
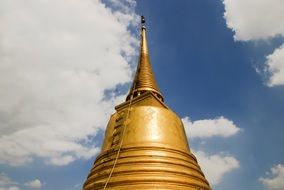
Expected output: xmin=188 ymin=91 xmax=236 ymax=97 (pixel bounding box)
xmin=82 ymin=16 xmax=211 ymax=190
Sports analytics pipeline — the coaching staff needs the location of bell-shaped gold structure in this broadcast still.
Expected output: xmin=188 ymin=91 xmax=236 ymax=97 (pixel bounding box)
xmin=82 ymin=16 xmax=211 ymax=190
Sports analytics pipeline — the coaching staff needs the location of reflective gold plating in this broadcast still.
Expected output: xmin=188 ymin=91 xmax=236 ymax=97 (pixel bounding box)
xmin=126 ymin=24 xmax=163 ymax=101
xmin=82 ymin=17 xmax=211 ymax=190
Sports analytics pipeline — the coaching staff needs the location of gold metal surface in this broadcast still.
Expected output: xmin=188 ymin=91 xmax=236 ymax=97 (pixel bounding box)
xmin=126 ymin=20 xmax=163 ymax=102
xmin=82 ymin=16 xmax=211 ymax=190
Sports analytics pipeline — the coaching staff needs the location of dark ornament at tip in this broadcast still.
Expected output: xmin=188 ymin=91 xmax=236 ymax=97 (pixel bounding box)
xmin=141 ymin=15 xmax=146 ymax=24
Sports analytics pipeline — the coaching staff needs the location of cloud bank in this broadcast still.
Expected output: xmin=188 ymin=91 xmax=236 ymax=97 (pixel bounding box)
xmin=259 ymin=164 xmax=284 ymax=190
xmin=0 ymin=0 xmax=138 ymax=166
xmin=222 ymin=0 xmax=284 ymax=86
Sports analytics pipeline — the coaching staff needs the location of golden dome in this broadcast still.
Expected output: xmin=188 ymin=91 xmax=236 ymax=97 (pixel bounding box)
xmin=82 ymin=16 xmax=211 ymax=190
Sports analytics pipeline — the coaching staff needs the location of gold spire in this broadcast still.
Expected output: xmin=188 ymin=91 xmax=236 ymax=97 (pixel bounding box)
xmin=82 ymin=16 xmax=211 ymax=190
xmin=126 ymin=16 xmax=163 ymax=101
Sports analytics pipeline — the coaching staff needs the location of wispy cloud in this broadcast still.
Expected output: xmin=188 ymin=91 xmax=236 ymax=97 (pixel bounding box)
xmin=0 ymin=173 xmax=19 ymax=190
xmin=259 ymin=164 xmax=284 ymax=190
xmin=0 ymin=187 xmax=19 ymax=190
xmin=0 ymin=0 xmax=138 ymax=166
xmin=25 ymin=179 xmax=42 ymax=189
xmin=0 ymin=173 xmax=16 ymax=186
xmin=222 ymin=0 xmax=284 ymax=86
xmin=0 ymin=173 xmax=44 ymax=190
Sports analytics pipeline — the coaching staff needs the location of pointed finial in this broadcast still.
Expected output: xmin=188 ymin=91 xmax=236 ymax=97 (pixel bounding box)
xmin=141 ymin=15 xmax=146 ymax=30
xmin=126 ymin=16 xmax=163 ymax=102
xmin=141 ymin=15 xmax=146 ymax=24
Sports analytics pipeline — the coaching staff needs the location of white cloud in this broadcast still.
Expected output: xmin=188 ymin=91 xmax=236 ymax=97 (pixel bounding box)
xmin=0 ymin=0 xmax=138 ymax=166
xmin=223 ymin=0 xmax=284 ymax=41
xmin=0 ymin=173 xmax=15 ymax=187
xmin=182 ymin=116 xmax=241 ymax=138
xmin=183 ymin=116 xmax=241 ymax=185
xmin=194 ymin=150 xmax=240 ymax=185
xmin=0 ymin=173 xmax=19 ymax=190
xmin=222 ymin=0 xmax=284 ymax=86
xmin=25 ymin=179 xmax=42 ymax=189
xmin=0 ymin=174 xmax=11 ymax=187
xmin=266 ymin=45 xmax=284 ymax=86
xmin=0 ymin=173 xmax=43 ymax=190
xmin=0 ymin=187 xmax=19 ymax=190
xmin=259 ymin=164 xmax=284 ymax=190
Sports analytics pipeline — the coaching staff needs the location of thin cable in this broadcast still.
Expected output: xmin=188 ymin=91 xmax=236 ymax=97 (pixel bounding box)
xmin=103 ymin=20 xmax=143 ymax=189
xmin=103 ymin=92 xmax=135 ymax=190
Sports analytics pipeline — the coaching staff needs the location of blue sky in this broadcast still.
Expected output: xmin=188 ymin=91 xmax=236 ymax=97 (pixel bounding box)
xmin=0 ymin=0 xmax=284 ymax=190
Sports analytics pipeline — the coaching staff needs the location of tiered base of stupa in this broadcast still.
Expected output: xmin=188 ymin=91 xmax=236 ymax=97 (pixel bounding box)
xmin=83 ymin=145 xmax=211 ymax=190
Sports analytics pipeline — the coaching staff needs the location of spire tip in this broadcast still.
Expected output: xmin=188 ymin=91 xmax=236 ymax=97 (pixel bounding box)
xmin=126 ymin=15 xmax=163 ymax=102
xmin=141 ymin=15 xmax=145 ymax=24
